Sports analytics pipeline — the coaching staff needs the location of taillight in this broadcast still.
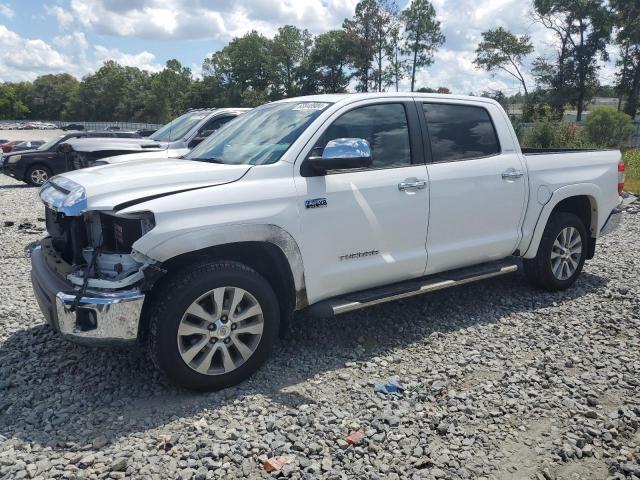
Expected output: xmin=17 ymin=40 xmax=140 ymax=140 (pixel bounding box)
xmin=618 ymin=160 xmax=625 ymax=195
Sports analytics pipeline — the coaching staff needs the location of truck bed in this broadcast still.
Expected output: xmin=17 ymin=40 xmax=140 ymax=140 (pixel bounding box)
xmin=522 ymin=147 xmax=617 ymax=155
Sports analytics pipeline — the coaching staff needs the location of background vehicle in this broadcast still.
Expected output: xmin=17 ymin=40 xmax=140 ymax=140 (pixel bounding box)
xmin=96 ymin=108 xmax=249 ymax=165
xmin=30 ymin=93 xmax=622 ymax=391
xmin=61 ymin=124 xmax=85 ymax=131
xmin=136 ymin=128 xmax=157 ymax=137
xmin=1 ymin=140 xmax=24 ymax=153
xmin=12 ymin=140 xmax=45 ymax=152
xmin=2 ymin=130 xmax=141 ymax=186
xmin=147 ymin=108 xmax=249 ymax=150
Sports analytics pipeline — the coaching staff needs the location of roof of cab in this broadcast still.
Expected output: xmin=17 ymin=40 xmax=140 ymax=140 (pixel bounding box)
xmin=272 ymin=92 xmax=501 ymax=107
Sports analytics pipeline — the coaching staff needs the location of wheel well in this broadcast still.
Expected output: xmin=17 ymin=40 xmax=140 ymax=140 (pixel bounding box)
xmin=142 ymin=242 xmax=296 ymax=339
xmin=551 ymin=195 xmax=597 ymax=259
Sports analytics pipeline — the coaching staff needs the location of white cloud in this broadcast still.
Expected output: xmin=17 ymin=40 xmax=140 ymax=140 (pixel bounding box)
xmin=0 ymin=25 xmax=73 ymax=81
xmin=45 ymin=5 xmax=74 ymax=29
xmin=93 ymin=45 xmax=162 ymax=72
xmin=47 ymin=0 xmax=356 ymax=40
xmin=0 ymin=3 xmax=14 ymax=19
xmin=0 ymin=26 xmax=164 ymax=82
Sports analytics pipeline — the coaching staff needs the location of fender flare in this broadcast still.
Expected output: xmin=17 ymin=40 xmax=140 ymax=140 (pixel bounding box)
xmin=522 ymin=183 xmax=600 ymax=259
xmin=145 ymin=223 xmax=307 ymax=305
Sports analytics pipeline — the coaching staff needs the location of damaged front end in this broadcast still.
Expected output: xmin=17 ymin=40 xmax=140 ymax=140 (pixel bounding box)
xmin=31 ymin=177 xmax=164 ymax=345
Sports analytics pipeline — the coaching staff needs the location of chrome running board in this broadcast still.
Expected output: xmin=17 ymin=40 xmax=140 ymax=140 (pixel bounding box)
xmin=306 ymin=261 xmax=518 ymax=318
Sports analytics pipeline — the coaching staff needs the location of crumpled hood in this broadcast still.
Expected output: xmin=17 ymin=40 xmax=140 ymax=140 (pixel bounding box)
xmin=54 ymin=158 xmax=251 ymax=211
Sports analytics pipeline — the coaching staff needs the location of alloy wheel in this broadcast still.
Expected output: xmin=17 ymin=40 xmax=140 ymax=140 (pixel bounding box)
xmin=30 ymin=169 xmax=49 ymax=185
xmin=550 ymin=226 xmax=583 ymax=281
xmin=177 ymin=286 xmax=264 ymax=375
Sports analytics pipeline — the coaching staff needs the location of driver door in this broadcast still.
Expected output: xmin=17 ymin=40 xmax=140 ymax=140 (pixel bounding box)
xmin=294 ymin=100 xmax=430 ymax=304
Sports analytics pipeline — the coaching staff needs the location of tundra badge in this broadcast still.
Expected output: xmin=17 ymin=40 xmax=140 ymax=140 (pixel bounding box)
xmin=305 ymin=198 xmax=327 ymax=209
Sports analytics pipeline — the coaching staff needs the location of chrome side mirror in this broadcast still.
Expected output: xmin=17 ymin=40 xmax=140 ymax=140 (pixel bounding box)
xmin=301 ymin=138 xmax=372 ymax=177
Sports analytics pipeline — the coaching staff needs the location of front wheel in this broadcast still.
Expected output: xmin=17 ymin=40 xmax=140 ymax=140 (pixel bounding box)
xmin=524 ymin=212 xmax=587 ymax=291
xmin=146 ymin=261 xmax=280 ymax=390
xmin=25 ymin=165 xmax=52 ymax=186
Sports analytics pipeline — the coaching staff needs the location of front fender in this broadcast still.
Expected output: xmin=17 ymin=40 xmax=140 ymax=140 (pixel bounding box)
xmin=520 ymin=183 xmax=600 ymax=259
xmin=138 ymin=223 xmax=306 ymax=302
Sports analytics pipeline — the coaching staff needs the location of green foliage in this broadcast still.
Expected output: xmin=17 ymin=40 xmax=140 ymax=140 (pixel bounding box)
xmin=585 ymin=106 xmax=633 ymax=148
xmin=532 ymin=0 xmax=612 ymax=121
xmin=0 ymin=83 xmax=29 ymax=119
xmin=272 ymin=26 xmax=312 ymax=97
xmin=474 ymin=27 xmax=533 ymax=96
xmin=610 ymin=0 xmax=640 ymax=119
xmin=521 ymin=105 xmax=594 ymax=149
xmin=623 ymin=149 xmax=640 ymax=193
xmin=308 ymin=30 xmax=352 ymax=93
xmin=401 ymin=0 xmax=444 ymax=92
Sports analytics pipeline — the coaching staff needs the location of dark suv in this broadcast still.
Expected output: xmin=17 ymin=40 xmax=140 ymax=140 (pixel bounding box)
xmin=1 ymin=131 xmax=140 ymax=186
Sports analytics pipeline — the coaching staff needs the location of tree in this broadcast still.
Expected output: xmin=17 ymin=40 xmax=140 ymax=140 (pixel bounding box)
xmin=203 ymin=31 xmax=274 ymax=106
xmin=308 ymin=30 xmax=352 ymax=93
xmin=23 ymin=74 xmax=79 ymax=120
xmin=401 ymin=0 xmax=445 ymax=92
xmin=474 ymin=27 xmax=534 ymax=97
xmin=370 ymin=0 xmax=400 ymax=92
xmin=533 ymin=0 xmax=612 ymax=121
xmin=0 ymin=83 xmax=29 ymax=119
xmin=611 ymin=0 xmax=640 ymax=119
xmin=149 ymin=59 xmax=193 ymax=122
xmin=343 ymin=0 xmax=378 ymax=92
xmin=388 ymin=22 xmax=406 ymax=91
xmin=272 ymin=25 xmax=312 ymax=98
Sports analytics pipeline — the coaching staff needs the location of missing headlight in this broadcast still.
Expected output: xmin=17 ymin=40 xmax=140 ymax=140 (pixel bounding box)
xmin=99 ymin=211 xmax=155 ymax=253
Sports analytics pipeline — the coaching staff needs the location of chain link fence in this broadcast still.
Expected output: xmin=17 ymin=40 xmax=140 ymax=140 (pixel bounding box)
xmin=0 ymin=120 xmax=163 ymax=131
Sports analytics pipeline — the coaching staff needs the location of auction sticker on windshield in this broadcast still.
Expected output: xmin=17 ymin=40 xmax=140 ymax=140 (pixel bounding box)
xmin=293 ymin=102 xmax=330 ymax=111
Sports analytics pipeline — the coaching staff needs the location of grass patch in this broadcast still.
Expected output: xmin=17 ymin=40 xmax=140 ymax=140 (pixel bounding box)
xmin=624 ymin=149 xmax=640 ymax=194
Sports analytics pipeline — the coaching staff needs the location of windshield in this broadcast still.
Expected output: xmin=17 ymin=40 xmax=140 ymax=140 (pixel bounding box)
xmin=38 ymin=134 xmax=66 ymax=151
xmin=150 ymin=111 xmax=210 ymax=142
xmin=186 ymin=101 xmax=330 ymax=165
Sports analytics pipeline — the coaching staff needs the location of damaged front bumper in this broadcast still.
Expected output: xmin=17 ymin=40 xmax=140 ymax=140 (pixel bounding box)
xmin=30 ymin=243 xmax=145 ymax=346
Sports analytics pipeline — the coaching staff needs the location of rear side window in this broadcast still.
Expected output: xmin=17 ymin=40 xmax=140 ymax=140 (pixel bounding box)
xmin=321 ymin=103 xmax=411 ymax=169
xmin=422 ymin=103 xmax=500 ymax=162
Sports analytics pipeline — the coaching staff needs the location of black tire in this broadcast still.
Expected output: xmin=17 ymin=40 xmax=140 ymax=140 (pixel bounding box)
xmin=24 ymin=164 xmax=52 ymax=187
xmin=146 ymin=261 xmax=280 ymax=391
xmin=523 ymin=212 xmax=587 ymax=291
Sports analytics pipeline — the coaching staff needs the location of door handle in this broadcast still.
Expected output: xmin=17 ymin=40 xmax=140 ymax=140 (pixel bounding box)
xmin=501 ymin=169 xmax=524 ymax=180
xmin=398 ymin=179 xmax=427 ymax=191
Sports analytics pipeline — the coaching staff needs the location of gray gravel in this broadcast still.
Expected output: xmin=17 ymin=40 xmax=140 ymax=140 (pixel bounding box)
xmin=1 ymin=173 xmax=639 ymax=480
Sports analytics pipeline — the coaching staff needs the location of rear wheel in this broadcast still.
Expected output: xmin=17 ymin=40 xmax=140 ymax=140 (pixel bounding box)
xmin=524 ymin=212 xmax=587 ymax=291
xmin=147 ymin=261 xmax=280 ymax=390
xmin=25 ymin=165 xmax=52 ymax=186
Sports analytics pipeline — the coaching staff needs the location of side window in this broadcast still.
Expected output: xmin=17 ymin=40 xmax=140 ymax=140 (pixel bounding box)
xmin=320 ymin=103 xmax=411 ymax=169
xmin=422 ymin=104 xmax=500 ymax=162
xmin=198 ymin=116 xmax=233 ymax=136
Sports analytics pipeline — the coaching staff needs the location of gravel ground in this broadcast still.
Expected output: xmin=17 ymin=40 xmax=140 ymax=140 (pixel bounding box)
xmin=0 ymin=130 xmax=66 ymax=143
xmin=0 ymin=174 xmax=639 ymax=480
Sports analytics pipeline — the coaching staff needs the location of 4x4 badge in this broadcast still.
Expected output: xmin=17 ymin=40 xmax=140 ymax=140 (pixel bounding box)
xmin=305 ymin=198 xmax=327 ymax=209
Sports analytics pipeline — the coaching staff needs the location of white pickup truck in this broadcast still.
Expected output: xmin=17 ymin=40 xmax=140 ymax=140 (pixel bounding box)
xmin=30 ymin=93 xmax=624 ymax=390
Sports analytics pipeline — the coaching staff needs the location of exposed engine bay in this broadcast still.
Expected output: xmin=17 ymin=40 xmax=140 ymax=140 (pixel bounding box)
xmin=44 ymin=207 xmax=158 ymax=289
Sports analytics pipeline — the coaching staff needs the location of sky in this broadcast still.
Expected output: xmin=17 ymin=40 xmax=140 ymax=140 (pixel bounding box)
xmin=0 ymin=0 xmax=620 ymax=95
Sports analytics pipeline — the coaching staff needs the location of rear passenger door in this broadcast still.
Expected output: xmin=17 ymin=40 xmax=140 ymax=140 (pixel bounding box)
xmin=420 ymin=101 xmax=527 ymax=274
